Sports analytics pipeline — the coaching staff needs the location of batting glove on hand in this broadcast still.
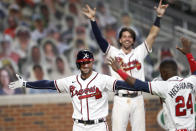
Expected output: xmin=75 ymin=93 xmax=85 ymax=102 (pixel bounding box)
xmin=9 ymin=74 xmax=26 ymax=89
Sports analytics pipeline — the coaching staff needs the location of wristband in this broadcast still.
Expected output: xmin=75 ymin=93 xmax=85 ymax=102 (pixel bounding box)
xmin=117 ymin=69 xmax=129 ymax=80
xmin=90 ymin=16 xmax=96 ymax=22
xmin=154 ymin=16 xmax=161 ymax=27
xmin=186 ymin=53 xmax=196 ymax=73
xmin=186 ymin=53 xmax=193 ymax=58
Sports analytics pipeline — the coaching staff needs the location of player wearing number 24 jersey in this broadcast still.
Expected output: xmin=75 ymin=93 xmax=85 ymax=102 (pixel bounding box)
xmin=108 ymin=37 xmax=196 ymax=131
xmin=109 ymin=58 xmax=196 ymax=131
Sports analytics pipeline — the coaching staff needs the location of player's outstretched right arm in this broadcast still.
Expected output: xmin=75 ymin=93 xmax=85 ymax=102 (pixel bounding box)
xmin=82 ymin=4 xmax=109 ymax=53
xmin=145 ymin=0 xmax=168 ymax=50
xmin=9 ymin=74 xmax=56 ymax=90
xmin=176 ymin=37 xmax=196 ymax=74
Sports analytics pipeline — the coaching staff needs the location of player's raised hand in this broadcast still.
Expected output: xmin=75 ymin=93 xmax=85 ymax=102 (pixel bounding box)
xmin=9 ymin=74 xmax=26 ymax=89
xmin=176 ymin=37 xmax=191 ymax=55
xmin=155 ymin=0 xmax=169 ymax=17
xmin=82 ymin=4 xmax=96 ymax=21
xmin=107 ymin=57 xmax=122 ymax=72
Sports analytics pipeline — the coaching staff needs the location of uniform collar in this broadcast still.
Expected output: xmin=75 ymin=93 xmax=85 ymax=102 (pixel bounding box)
xmin=167 ymin=76 xmax=183 ymax=81
xmin=120 ymin=48 xmax=134 ymax=55
xmin=78 ymin=71 xmax=97 ymax=81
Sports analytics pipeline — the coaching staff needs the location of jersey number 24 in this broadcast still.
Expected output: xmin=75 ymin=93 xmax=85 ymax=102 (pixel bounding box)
xmin=175 ymin=93 xmax=193 ymax=116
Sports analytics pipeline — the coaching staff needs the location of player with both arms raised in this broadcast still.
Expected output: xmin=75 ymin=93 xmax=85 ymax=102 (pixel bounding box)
xmin=82 ymin=0 xmax=168 ymax=131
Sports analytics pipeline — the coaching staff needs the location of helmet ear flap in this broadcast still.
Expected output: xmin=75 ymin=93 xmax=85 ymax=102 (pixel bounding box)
xmin=76 ymin=62 xmax=80 ymax=69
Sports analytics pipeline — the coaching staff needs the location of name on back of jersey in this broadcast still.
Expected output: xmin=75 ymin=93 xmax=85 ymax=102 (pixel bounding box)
xmin=168 ymin=82 xmax=194 ymax=98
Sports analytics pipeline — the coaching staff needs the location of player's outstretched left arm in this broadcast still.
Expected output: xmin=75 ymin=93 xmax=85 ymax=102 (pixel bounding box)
xmin=176 ymin=37 xmax=196 ymax=74
xmin=146 ymin=0 xmax=169 ymax=50
xmin=108 ymin=57 xmax=150 ymax=93
xmin=9 ymin=74 xmax=56 ymax=90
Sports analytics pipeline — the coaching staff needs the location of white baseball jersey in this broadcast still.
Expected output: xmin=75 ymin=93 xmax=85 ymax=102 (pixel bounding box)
xmin=54 ymin=71 xmax=116 ymax=120
xmin=106 ymin=41 xmax=151 ymax=93
xmin=153 ymin=77 xmax=175 ymax=130
xmin=149 ymin=75 xmax=196 ymax=130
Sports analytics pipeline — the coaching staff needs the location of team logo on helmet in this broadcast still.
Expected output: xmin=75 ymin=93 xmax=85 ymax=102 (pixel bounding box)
xmin=76 ymin=50 xmax=94 ymax=69
xmin=84 ymin=53 xmax=89 ymax=59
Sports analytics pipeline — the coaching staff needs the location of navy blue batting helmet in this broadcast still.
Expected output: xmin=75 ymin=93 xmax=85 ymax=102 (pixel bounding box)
xmin=76 ymin=50 xmax=94 ymax=69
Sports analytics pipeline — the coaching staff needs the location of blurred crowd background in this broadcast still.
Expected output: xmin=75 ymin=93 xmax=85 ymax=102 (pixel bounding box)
xmin=0 ymin=0 xmax=196 ymax=95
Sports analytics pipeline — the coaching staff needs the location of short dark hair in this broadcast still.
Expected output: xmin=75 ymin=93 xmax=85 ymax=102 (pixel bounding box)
xmin=56 ymin=56 xmax=63 ymax=63
xmin=159 ymin=59 xmax=178 ymax=71
xmin=33 ymin=64 xmax=42 ymax=71
xmin=118 ymin=27 xmax=136 ymax=46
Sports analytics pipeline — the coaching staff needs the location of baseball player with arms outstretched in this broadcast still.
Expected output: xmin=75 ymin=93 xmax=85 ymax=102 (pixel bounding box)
xmin=108 ymin=37 xmax=196 ymax=131
xmin=9 ymin=49 xmax=144 ymax=131
xmin=82 ymin=1 xmax=168 ymax=131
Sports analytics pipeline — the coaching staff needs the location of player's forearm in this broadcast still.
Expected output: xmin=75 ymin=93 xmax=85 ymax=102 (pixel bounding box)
xmin=116 ymin=70 xmax=150 ymax=93
xmin=146 ymin=16 xmax=161 ymax=49
xmin=146 ymin=26 xmax=160 ymax=49
xmin=117 ymin=69 xmax=135 ymax=85
xmin=25 ymin=80 xmax=56 ymax=90
xmin=115 ymin=80 xmax=149 ymax=93
xmin=90 ymin=20 xmax=109 ymax=53
xmin=115 ymin=80 xmax=136 ymax=91
xmin=186 ymin=53 xmax=196 ymax=74
xmin=126 ymin=77 xmax=149 ymax=93
xmin=134 ymin=79 xmax=150 ymax=93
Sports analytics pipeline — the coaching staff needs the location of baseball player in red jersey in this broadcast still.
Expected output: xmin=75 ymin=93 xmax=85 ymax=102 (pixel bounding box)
xmin=9 ymin=50 xmax=145 ymax=131
xmin=82 ymin=1 xmax=168 ymax=131
xmin=108 ymin=37 xmax=196 ymax=131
